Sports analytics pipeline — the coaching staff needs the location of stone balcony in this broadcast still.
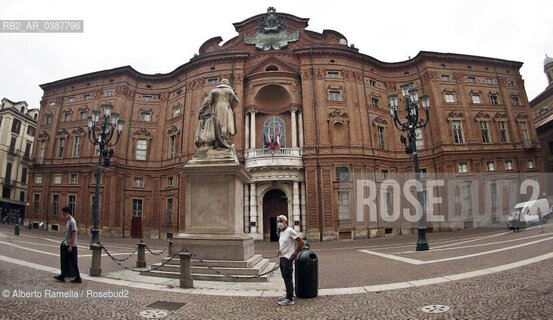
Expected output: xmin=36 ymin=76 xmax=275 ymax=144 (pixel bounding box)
xmin=244 ymin=147 xmax=303 ymax=169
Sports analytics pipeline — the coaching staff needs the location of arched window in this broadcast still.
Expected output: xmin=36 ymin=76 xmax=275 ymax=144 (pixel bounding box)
xmin=265 ymin=65 xmax=278 ymax=72
xmin=263 ymin=116 xmax=286 ymax=148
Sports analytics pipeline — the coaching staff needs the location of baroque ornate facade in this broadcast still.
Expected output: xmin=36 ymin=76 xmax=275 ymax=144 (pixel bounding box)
xmin=28 ymin=9 xmax=542 ymax=241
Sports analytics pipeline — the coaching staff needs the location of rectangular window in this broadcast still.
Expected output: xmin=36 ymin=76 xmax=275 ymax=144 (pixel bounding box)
xmin=45 ymin=115 xmax=52 ymax=124
xmin=33 ymin=194 xmax=40 ymax=214
xmin=54 ymin=174 xmax=62 ymax=184
xmin=490 ymin=182 xmax=497 ymax=208
xmin=9 ymin=136 xmax=16 ymax=153
xmin=38 ymin=141 xmax=46 ymax=164
xmin=490 ymin=95 xmax=499 ymax=105
xmin=34 ymin=175 xmax=42 ymax=184
xmin=49 ymin=100 xmax=55 ymax=106
xmin=508 ymin=80 xmax=515 ymax=86
xmin=505 ymin=160 xmax=513 ymax=171
xmin=480 ymin=121 xmax=491 ymax=143
xmin=207 ymin=78 xmax=218 ymax=85
xmin=140 ymin=112 xmax=151 ymax=121
xmin=371 ymin=97 xmax=380 ymax=107
xmin=132 ymin=199 xmax=143 ymax=217
xmin=527 ymin=159 xmax=534 ymax=169
xmin=173 ymin=107 xmax=181 ymax=117
xmin=134 ymin=177 xmax=144 ymax=188
xmin=381 ymin=169 xmax=389 ymax=180
xmin=486 ymin=78 xmax=494 ymax=84
xmin=336 ymin=167 xmax=350 ymax=181
xmin=520 ymin=122 xmax=530 ymax=144
xmin=169 ymin=136 xmax=176 ymax=158
xmin=72 ymin=136 xmax=80 ymax=157
xmin=52 ymin=194 xmax=60 ymax=216
xmin=68 ymin=195 xmax=76 ymax=215
xmin=79 ymin=111 xmax=87 ymax=120
xmin=512 ymin=96 xmax=520 ymax=106
xmin=377 ymin=126 xmax=386 ymax=150
xmin=11 ymin=119 xmax=21 ymax=134
xmin=19 ymin=191 xmax=25 ymax=202
xmin=384 ymin=192 xmax=393 ymax=216
xmin=327 ymin=71 xmax=339 ymax=78
xmin=142 ymin=95 xmax=153 ymax=102
xmin=21 ymin=167 xmax=27 ymax=184
xmin=468 ymin=77 xmax=476 ymax=83
xmin=168 ymin=176 xmax=174 ymax=187
xmin=57 ymin=138 xmax=65 ymax=157
xmin=460 ymin=183 xmax=472 ymax=212
xmin=452 ymin=120 xmax=464 ymax=144
xmin=5 ymin=163 xmax=12 ymax=182
xmin=63 ymin=113 xmax=71 ymax=122
xmin=369 ymin=79 xmax=377 ymax=87
xmin=136 ymin=139 xmax=147 ymax=160
xmin=487 ymin=161 xmax=495 ymax=172
xmin=498 ymin=121 xmax=509 ymax=143
xmin=444 ymin=93 xmax=455 ymax=103
xmin=415 ymin=127 xmax=424 ymax=150
xmin=458 ymin=162 xmax=468 ymax=173
xmin=419 ymin=168 xmax=428 ymax=179
xmin=67 ymin=97 xmax=74 ymax=103
xmin=338 ymin=191 xmax=351 ymax=220
xmin=27 ymin=126 xmax=35 ymax=136
xmin=472 ymin=95 xmax=482 ymax=104
xmin=166 ymin=198 xmax=173 ymax=223
xmin=105 ymin=89 xmax=114 ymax=97
xmin=83 ymin=94 xmax=91 ymax=100
xmin=329 ymin=90 xmax=342 ymax=101
xmin=441 ymin=74 xmax=450 ymax=81
xmin=2 ymin=187 xmax=11 ymax=199
xmin=70 ymin=174 xmax=78 ymax=184
xmin=24 ymin=142 xmax=31 ymax=158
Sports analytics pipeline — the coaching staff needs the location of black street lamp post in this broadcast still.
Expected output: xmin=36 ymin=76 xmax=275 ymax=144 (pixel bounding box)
xmin=87 ymin=103 xmax=124 ymax=245
xmin=388 ymin=83 xmax=430 ymax=251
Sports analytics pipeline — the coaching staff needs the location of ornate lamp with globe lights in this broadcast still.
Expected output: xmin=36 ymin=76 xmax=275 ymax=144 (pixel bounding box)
xmin=87 ymin=103 xmax=125 ymax=246
xmin=388 ymin=83 xmax=430 ymax=251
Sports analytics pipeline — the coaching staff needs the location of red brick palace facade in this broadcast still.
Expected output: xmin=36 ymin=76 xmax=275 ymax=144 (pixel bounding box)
xmin=28 ymin=9 xmax=543 ymax=241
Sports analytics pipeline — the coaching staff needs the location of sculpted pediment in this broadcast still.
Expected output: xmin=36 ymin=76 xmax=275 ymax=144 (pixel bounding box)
xmin=248 ymin=56 xmax=299 ymax=75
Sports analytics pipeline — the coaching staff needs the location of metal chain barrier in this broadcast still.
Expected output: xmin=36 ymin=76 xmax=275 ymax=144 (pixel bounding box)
xmin=101 ymin=244 xmax=186 ymax=273
xmin=101 ymin=242 xmax=282 ymax=279
xmin=144 ymin=243 xmax=169 ymax=256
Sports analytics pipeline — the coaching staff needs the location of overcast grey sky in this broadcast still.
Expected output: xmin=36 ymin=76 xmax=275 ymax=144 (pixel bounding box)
xmin=1 ymin=0 xmax=552 ymax=108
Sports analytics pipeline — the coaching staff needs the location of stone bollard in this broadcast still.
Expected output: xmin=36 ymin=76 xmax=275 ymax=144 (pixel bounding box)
xmin=167 ymin=239 xmax=174 ymax=257
xmin=14 ymin=224 xmax=19 ymax=236
xmin=178 ymin=252 xmax=194 ymax=288
xmin=136 ymin=240 xmax=146 ymax=268
xmin=89 ymin=243 xmax=102 ymax=277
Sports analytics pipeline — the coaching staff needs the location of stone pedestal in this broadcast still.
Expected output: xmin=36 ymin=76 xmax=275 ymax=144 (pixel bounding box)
xmin=174 ymin=157 xmax=253 ymax=261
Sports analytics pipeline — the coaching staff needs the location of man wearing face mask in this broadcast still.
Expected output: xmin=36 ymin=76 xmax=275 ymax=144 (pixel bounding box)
xmin=275 ymin=214 xmax=304 ymax=306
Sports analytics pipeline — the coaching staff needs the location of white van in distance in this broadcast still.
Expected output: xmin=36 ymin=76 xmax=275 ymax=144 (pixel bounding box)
xmin=507 ymin=199 xmax=550 ymax=231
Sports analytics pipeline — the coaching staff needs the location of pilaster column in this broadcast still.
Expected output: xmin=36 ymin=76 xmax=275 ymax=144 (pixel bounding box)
xmin=243 ymin=184 xmax=250 ymax=233
xmin=298 ymin=111 xmax=304 ymax=148
xmin=300 ymin=182 xmax=307 ymax=232
xmin=291 ymin=108 xmax=298 ymax=148
xmin=293 ymin=181 xmax=301 ymax=232
xmin=250 ymin=111 xmax=257 ymax=150
xmin=244 ymin=114 xmax=250 ymax=150
xmin=249 ymin=183 xmax=257 ymax=234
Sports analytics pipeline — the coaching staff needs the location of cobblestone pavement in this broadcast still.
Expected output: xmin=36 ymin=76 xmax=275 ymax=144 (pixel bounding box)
xmin=1 ymin=255 xmax=553 ymax=319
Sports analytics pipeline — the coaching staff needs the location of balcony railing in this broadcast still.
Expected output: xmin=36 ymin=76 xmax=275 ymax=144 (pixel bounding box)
xmin=244 ymin=147 xmax=303 ymax=169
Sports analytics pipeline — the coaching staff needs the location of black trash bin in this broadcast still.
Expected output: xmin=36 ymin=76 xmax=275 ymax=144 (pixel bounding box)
xmin=59 ymin=242 xmax=75 ymax=278
xmin=295 ymin=250 xmax=318 ymax=298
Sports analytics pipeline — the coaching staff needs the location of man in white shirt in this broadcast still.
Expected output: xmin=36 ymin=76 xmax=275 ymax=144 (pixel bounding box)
xmin=276 ymin=214 xmax=304 ymax=306
xmin=54 ymin=206 xmax=82 ymax=283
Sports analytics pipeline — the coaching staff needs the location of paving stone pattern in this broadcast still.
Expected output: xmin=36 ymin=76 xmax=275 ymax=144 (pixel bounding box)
xmin=1 ymin=258 xmax=553 ymax=319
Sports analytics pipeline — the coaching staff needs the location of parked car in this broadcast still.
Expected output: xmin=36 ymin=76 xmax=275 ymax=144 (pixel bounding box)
xmin=507 ymin=199 xmax=550 ymax=231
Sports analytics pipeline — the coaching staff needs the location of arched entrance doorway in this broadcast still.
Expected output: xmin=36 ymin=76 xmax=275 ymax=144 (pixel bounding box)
xmin=263 ymin=189 xmax=287 ymax=241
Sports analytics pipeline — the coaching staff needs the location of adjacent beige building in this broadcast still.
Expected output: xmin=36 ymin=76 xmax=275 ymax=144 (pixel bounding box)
xmin=0 ymin=98 xmax=38 ymax=223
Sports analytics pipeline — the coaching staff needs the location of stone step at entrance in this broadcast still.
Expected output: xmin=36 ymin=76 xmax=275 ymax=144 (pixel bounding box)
xmin=140 ymin=254 xmax=276 ymax=282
